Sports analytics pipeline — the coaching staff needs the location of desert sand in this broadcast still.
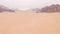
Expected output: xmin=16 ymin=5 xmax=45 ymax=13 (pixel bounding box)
xmin=0 ymin=12 xmax=60 ymax=34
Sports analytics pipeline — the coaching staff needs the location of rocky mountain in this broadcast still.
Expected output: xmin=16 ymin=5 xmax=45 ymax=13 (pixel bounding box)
xmin=0 ymin=5 xmax=15 ymax=13
xmin=39 ymin=4 xmax=60 ymax=13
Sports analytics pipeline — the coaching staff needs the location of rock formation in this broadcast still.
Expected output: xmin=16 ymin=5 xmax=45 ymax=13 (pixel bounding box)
xmin=36 ymin=4 xmax=60 ymax=13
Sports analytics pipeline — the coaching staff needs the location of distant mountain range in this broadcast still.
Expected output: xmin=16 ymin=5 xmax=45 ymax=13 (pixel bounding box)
xmin=39 ymin=4 xmax=60 ymax=13
xmin=0 ymin=4 xmax=60 ymax=13
xmin=27 ymin=4 xmax=60 ymax=13
xmin=0 ymin=5 xmax=15 ymax=13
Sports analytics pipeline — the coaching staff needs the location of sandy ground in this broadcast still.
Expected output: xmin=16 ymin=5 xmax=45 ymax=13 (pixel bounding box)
xmin=0 ymin=12 xmax=60 ymax=34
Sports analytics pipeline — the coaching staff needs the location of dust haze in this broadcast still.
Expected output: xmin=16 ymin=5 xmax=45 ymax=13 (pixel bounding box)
xmin=0 ymin=0 xmax=60 ymax=34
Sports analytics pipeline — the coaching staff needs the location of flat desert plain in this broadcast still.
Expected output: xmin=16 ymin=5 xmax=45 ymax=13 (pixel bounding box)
xmin=0 ymin=12 xmax=60 ymax=34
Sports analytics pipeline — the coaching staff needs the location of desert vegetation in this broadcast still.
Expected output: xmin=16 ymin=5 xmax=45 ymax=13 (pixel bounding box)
xmin=0 ymin=5 xmax=15 ymax=13
xmin=36 ymin=4 xmax=60 ymax=13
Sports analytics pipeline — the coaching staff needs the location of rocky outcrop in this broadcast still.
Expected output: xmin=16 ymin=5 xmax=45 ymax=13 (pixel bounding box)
xmin=36 ymin=4 xmax=60 ymax=13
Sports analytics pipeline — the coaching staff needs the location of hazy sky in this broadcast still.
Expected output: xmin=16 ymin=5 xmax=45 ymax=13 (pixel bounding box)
xmin=0 ymin=0 xmax=59 ymax=10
